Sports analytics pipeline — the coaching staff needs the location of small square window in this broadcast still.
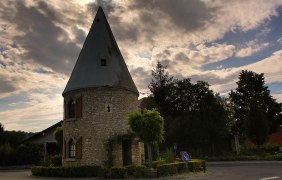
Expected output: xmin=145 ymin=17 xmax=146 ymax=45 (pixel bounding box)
xmin=101 ymin=59 xmax=107 ymax=66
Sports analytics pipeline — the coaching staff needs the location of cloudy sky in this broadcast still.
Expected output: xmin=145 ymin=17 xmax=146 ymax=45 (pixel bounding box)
xmin=1 ymin=0 xmax=282 ymax=132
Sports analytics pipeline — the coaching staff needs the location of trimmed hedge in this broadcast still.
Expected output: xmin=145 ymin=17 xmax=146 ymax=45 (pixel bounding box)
xmin=110 ymin=166 xmax=127 ymax=178
xmin=32 ymin=160 xmax=206 ymax=178
xmin=157 ymin=160 xmax=206 ymax=177
xmin=157 ymin=163 xmax=178 ymax=176
xmin=125 ymin=165 xmax=146 ymax=177
xmin=143 ymin=160 xmax=165 ymax=168
xmin=31 ymin=165 xmax=101 ymax=177
xmin=50 ymin=155 xmax=62 ymax=166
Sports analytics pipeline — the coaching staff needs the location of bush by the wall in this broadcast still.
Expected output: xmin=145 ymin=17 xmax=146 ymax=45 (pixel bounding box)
xmin=50 ymin=155 xmax=62 ymax=166
xmin=31 ymin=165 xmax=101 ymax=177
xmin=175 ymin=162 xmax=188 ymax=173
xmin=110 ymin=166 xmax=127 ymax=178
xmin=143 ymin=160 xmax=165 ymax=168
xmin=163 ymin=148 xmax=175 ymax=163
xmin=125 ymin=165 xmax=146 ymax=177
xmin=157 ymin=163 xmax=178 ymax=177
xmin=188 ymin=161 xmax=202 ymax=172
xmin=156 ymin=160 xmax=206 ymax=177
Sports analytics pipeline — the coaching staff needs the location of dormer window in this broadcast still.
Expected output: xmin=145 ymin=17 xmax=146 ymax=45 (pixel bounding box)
xmin=101 ymin=59 xmax=107 ymax=66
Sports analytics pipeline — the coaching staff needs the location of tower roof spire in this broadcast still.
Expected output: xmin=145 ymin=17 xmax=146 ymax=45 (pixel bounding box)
xmin=63 ymin=7 xmax=138 ymax=95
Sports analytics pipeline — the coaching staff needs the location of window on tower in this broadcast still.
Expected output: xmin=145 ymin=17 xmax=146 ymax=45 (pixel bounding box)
xmin=68 ymin=139 xmax=76 ymax=158
xmin=101 ymin=58 xmax=107 ymax=66
xmin=68 ymin=99 xmax=75 ymax=118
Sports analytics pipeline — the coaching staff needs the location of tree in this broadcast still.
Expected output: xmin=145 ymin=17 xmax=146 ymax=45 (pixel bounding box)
xmin=53 ymin=126 xmax=63 ymax=153
xmin=0 ymin=123 xmax=4 ymax=146
xmin=149 ymin=61 xmax=174 ymax=115
xmin=128 ymin=109 xmax=164 ymax=167
xmin=0 ymin=122 xmax=4 ymax=133
xmin=246 ymin=99 xmax=269 ymax=149
xmin=229 ymin=70 xmax=282 ymax=139
xmin=148 ymin=62 xmax=232 ymax=156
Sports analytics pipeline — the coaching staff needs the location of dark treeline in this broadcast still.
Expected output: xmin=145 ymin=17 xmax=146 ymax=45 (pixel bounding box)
xmin=145 ymin=62 xmax=282 ymax=157
xmin=0 ymin=124 xmax=44 ymax=166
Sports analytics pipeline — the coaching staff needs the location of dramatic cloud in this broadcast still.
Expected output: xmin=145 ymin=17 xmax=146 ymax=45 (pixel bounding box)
xmin=0 ymin=0 xmax=282 ymax=131
xmin=277 ymin=37 xmax=282 ymax=44
xmin=235 ymin=40 xmax=270 ymax=58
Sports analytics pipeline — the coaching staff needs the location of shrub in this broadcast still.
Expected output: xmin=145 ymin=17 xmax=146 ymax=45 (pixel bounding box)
xmin=163 ymin=148 xmax=175 ymax=163
xmin=188 ymin=161 xmax=202 ymax=172
xmin=143 ymin=160 xmax=165 ymax=168
xmin=175 ymin=162 xmax=189 ymax=173
xmin=126 ymin=165 xmax=146 ymax=177
xmin=157 ymin=163 xmax=178 ymax=177
xmin=31 ymin=165 xmax=101 ymax=177
xmin=50 ymin=155 xmax=62 ymax=166
xmin=110 ymin=166 xmax=127 ymax=178
xmin=156 ymin=160 xmax=206 ymax=177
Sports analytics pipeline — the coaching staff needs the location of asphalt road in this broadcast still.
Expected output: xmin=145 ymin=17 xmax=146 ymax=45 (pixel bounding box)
xmin=0 ymin=161 xmax=281 ymax=180
xmin=199 ymin=161 xmax=282 ymax=180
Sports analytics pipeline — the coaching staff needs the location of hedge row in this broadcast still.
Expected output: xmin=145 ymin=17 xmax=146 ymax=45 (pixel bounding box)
xmin=31 ymin=166 xmax=102 ymax=177
xmin=32 ymin=165 xmax=147 ymax=178
xmin=142 ymin=160 xmax=165 ymax=168
xmin=125 ymin=165 xmax=146 ymax=177
xmin=157 ymin=160 xmax=206 ymax=177
xmin=32 ymin=161 xmax=206 ymax=178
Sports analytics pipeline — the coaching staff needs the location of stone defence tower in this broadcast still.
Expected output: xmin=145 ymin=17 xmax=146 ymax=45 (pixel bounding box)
xmin=62 ymin=7 xmax=144 ymax=167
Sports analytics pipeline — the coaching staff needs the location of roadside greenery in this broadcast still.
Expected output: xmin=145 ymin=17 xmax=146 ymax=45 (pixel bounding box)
xmin=149 ymin=62 xmax=231 ymax=156
xmin=128 ymin=108 xmax=164 ymax=168
xmin=230 ymin=70 xmax=282 ymax=147
xmin=0 ymin=123 xmax=44 ymax=166
xmin=53 ymin=126 xmax=63 ymax=151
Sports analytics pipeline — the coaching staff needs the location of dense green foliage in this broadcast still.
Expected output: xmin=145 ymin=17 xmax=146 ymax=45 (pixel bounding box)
xmin=156 ymin=160 xmax=206 ymax=177
xmin=163 ymin=148 xmax=175 ymax=163
xmin=229 ymin=70 xmax=282 ymax=142
xmin=149 ymin=62 xmax=231 ymax=156
xmin=125 ymin=165 xmax=146 ymax=177
xmin=110 ymin=166 xmax=128 ymax=178
xmin=129 ymin=109 xmax=164 ymax=143
xmin=53 ymin=126 xmax=63 ymax=152
xmin=142 ymin=160 xmax=165 ymax=168
xmin=31 ymin=165 xmax=102 ymax=177
xmin=50 ymin=154 xmax=62 ymax=166
xmin=128 ymin=108 xmax=164 ymax=167
xmin=0 ymin=123 xmax=44 ymax=165
xmin=246 ymin=100 xmax=269 ymax=149
xmin=104 ymin=133 xmax=135 ymax=168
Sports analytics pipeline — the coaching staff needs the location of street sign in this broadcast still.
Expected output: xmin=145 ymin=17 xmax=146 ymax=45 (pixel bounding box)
xmin=181 ymin=152 xmax=189 ymax=163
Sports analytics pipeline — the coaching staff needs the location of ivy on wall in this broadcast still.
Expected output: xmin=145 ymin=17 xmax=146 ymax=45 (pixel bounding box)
xmin=104 ymin=133 xmax=136 ymax=168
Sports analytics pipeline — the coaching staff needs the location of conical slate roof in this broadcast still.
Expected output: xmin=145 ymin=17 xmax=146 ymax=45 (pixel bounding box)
xmin=63 ymin=7 xmax=138 ymax=95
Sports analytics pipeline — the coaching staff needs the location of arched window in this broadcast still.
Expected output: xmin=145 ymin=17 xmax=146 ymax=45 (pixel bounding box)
xmin=68 ymin=139 xmax=75 ymax=158
xmin=68 ymin=99 xmax=75 ymax=118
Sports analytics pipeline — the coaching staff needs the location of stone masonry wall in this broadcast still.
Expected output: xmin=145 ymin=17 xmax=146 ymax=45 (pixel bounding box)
xmin=62 ymin=87 xmax=144 ymax=167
